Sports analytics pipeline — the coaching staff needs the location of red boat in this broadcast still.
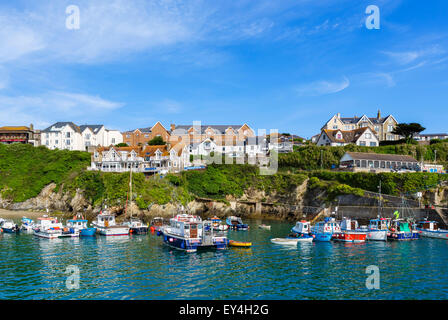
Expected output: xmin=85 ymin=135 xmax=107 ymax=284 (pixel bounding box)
xmin=332 ymin=218 xmax=367 ymax=243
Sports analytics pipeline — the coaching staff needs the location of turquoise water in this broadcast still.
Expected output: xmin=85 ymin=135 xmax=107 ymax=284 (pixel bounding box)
xmin=1 ymin=217 xmax=448 ymax=300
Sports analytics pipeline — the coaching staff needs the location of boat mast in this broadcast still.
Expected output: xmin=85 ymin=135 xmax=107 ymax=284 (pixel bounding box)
xmin=129 ymin=165 xmax=133 ymax=217
xmin=378 ymin=180 xmax=382 ymax=219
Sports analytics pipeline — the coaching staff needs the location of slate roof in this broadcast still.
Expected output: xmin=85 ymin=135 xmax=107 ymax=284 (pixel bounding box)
xmin=344 ymin=152 xmax=418 ymax=162
xmin=322 ymin=127 xmax=376 ymax=144
xmin=42 ymin=122 xmax=80 ymax=133
xmin=79 ymin=125 xmax=104 ymax=133
xmin=172 ymin=125 xmax=244 ymax=135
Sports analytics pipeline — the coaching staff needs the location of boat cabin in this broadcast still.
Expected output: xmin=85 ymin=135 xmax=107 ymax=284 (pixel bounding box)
xmin=340 ymin=218 xmax=359 ymax=231
xmin=95 ymin=214 xmax=117 ymax=227
xmin=390 ymin=220 xmax=411 ymax=232
xmin=151 ymin=217 xmax=164 ymax=227
xmin=38 ymin=216 xmax=63 ymax=229
xmin=314 ymin=218 xmax=341 ymax=233
xmin=167 ymin=214 xmax=203 ymax=239
xmin=67 ymin=219 xmax=88 ymax=229
xmin=292 ymin=220 xmax=311 ymax=234
xmin=416 ymin=220 xmax=439 ymax=231
xmin=369 ymin=218 xmax=390 ymax=230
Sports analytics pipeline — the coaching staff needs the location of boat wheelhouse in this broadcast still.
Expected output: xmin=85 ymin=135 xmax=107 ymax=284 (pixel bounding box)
xmin=160 ymin=214 xmax=228 ymax=252
xmin=126 ymin=218 xmax=149 ymax=235
xmin=387 ymin=219 xmax=419 ymax=241
xmin=226 ymin=216 xmax=249 ymax=230
xmin=333 ymin=218 xmax=367 ymax=242
xmin=92 ymin=211 xmax=130 ymax=236
xmin=311 ymin=217 xmax=341 ymax=242
xmin=66 ymin=216 xmax=97 ymax=237
xmin=415 ymin=220 xmax=448 ymax=239
xmin=290 ymin=220 xmax=313 ymax=241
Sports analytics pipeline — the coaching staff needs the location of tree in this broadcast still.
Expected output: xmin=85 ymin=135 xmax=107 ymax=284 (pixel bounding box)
xmin=115 ymin=142 xmax=128 ymax=147
xmin=147 ymin=136 xmax=166 ymax=145
xmin=392 ymin=123 xmax=425 ymax=143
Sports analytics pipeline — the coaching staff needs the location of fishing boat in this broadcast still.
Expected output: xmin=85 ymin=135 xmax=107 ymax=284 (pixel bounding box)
xmin=126 ymin=218 xmax=149 ymax=234
xmin=66 ymin=214 xmax=97 ymax=237
xmin=359 ymin=218 xmax=389 ymax=241
xmin=92 ymin=210 xmax=130 ymax=236
xmin=387 ymin=219 xmax=419 ymax=241
xmin=159 ymin=214 xmax=228 ymax=252
xmin=311 ymin=217 xmax=341 ymax=242
xmin=258 ymin=224 xmax=271 ymax=230
xmin=20 ymin=217 xmax=36 ymax=232
xmin=226 ymin=216 xmax=249 ymax=230
xmin=270 ymin=238 xmax=302 ymax=245
xmin=332 ymin=217 xmax=367 ymax=242
xmin=34 ymin=216 xmax=77 ymax=239
xmin=414 ymin=220 xmax=448 ymax=239
xmin=289 ymin=220 xmax=314 ymax=242
xmin=229 ymin=240 xmax=252 ymax=247
xmin=0 ymin=219 xmax=20 ymax=233
xmin=150 ymin=217 xmax=164 ymax=233
xmin=211 ymin=216 xmax=228 ymax=231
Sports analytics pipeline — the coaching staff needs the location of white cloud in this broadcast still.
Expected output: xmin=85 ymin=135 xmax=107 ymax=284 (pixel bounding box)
xmin=296 ymin=76 xmax=350 ymax=96
xmin=155 ymin=99 xmax=183 ymax=114
xmin=0 ymin=91 xmax=123 ymax=127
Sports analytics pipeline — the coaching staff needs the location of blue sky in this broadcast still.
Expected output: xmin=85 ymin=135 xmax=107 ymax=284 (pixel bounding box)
xmin=0 ymin=0 xmax=447 ymax=138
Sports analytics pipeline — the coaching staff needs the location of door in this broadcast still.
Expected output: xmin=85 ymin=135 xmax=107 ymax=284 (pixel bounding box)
xmin=190 ymin=224 xmax=198 ymax=238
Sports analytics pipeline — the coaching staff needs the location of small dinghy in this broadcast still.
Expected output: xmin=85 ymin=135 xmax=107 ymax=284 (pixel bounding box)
xmin=258 ymin=224 xmax=271 ymax=230
xmin=271 ymin=238 xmax=301 ymax=245
xmin=229 ymin=240 xmax=252 ymax=248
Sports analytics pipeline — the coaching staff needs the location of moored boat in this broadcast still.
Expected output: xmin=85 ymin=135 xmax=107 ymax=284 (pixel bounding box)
xmin=229 ymin=240 xmax=252 ymax=247
xmin=126 ymin=218 xmax=149 ymax=235
xmin=34 ymin=216 xmax=76 ymax=239
xmin=258 ymin=224 xmax=271 ymax=230
xmin=226 ymin=216 xmax=249 ymax=230
xmin=415 ymin=220 xmax=448 ymax=239
xmin=159 ymin=214 xmax=228 ymax=252
xmin=92 ymin=210 xmax=130 ymax=236
xmin=359 ymin=218 xmax=389 ymax=241
xmin=66 ymin=214 xmax=97 ymax=237
xmin=387 ymin=219 xmax=419 ymax=241
xmin=20 ymin=217 xmax=36 ymax=232
xmin=150 ymin=217 xmax=164 ymax=233
xmin=211 ymin=216 xmax=228 ymax=231
xmin=0 ymin=219 xmax=20 ymax=233
xmin=333 ymin=218 xmax=367 ymax=243
xmin=311 ymin=217 xmax=341 ymax=242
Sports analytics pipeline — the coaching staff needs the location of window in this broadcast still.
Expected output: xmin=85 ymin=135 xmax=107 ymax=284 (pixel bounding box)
xmin=66 ymin=140 xmax=70 ymax=145
xmin=126 ymin=134 xmax=130 ymax=138
xmin=85 ymin=134 xmax=91 ymax=139
xmin=144 ymin=134 xmax=149 ymax=138
xmin=111 ymin=138 xmax=115 ymax=144
xmin=46 ymin=133 xmax=49 ymax=138
xmin=370 ymin=142 xmax=377 ymax=146
xmin=365 ymin=133 xmax=371 ymax=139
xmin=66 ymin=132 xmax=71 ymax=138
xmin=55 ymin=140 xmax=58 ymax=144
xmin=333 ymin=125 xmax=338 ymax=129
xmin=388 ymin=125 xmax=394 ymax=132
xmin=374 ymin=126 xmax=379 ymax=132
xmin=359 ymin=141 xmax=366 ymax=146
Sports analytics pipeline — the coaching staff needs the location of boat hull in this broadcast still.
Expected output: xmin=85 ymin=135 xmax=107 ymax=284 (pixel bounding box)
xmin=312 ymin=232 xmax=333 ymax=242
xmin=80 ymin=228 xmax=97 ymax=237
xmin=130 ymin=226 xmax=149 ymax=235
xmin=97 ymin=226 xmax=130 ymax=236
xmin=271 ymin=237 xmax=313 ymax=245
xmin=416 ymin=228 xmax=448 ymax=239
xmin=365 ymin=229 xmax=388 ymax=241
xmin=333 ymin=231 xmax=367 ymax=243
xmin=34 ymin=231 xmax=62 ymax=239
xmin=162 ymin=233 xmax=228 ymax=252
xmin=2 ymin=227 xmax=20 ymax=234
xmin=387 ymin=231 xmax=420 ymax=241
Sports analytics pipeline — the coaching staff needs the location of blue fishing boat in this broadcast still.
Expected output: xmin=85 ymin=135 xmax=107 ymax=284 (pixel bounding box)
xmin=66 ymin=214 xmax=96 ymax=237
xmin=291 ymin=220 xmax=314 ymax=241
xmin=226 ymin=216 xmax=249 ymax=230
xmin=20 ymin=217 xmax=36 ymax=232
xmin=387 ymin=219 xmax=419 ymax=241
xmin=311 ymin=217 xmax=341 ymax=242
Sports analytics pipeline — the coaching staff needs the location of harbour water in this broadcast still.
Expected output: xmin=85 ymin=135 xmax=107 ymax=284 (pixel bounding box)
xmin=1 ymin=214 xmax=448 ymax=300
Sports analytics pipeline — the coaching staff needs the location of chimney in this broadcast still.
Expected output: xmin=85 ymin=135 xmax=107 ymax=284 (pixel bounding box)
xmin=29 ymin=123 xmax=34 ymax=131
xmin=170 ymin=124 xmax=176 ymax=131
xmin=377 ymin=109 xmax=381 ymax=119
xmin=337 ymin=113 xmax=341 ymax=119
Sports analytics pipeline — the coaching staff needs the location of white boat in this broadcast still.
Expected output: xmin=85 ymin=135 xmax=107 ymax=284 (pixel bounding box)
xmin=415 ymin=220 xmax=448 ymax=239
xmin=210 ymin=216 xmax=228 ymax=231
xmin=359 ymin=218 xmax=389 ymax=241
xmin=259 ymin=224 xmax=271 ymax=230
xmin=271 ymin=238 xmax=307 ymax=245
xmin=92 ymin=210 xmax=129 ymax=236
xmin=159 ymin=214 xmax=228 ymax=252
xmin=20 ymin=217 xmax=36 ymax=232
xmin=34 ymin=216 xmax=77 ymax=239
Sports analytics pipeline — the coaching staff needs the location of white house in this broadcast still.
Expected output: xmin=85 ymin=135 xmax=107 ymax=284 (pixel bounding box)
xmin=42 ymin=122 xmax=123 ymax=151
xmin=316 ymin=127 xmax=379 ymax=147
xmin=41 ymin=122 xmax=84 ymax=151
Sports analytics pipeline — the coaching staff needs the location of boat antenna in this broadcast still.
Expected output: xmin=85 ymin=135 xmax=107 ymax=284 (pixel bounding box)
xmin=378 ymin=180 xmax=382 ymax=219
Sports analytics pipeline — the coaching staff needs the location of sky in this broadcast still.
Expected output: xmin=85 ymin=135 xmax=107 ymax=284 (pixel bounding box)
xmin=0 ymin=0 xmax=447 ymax=138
